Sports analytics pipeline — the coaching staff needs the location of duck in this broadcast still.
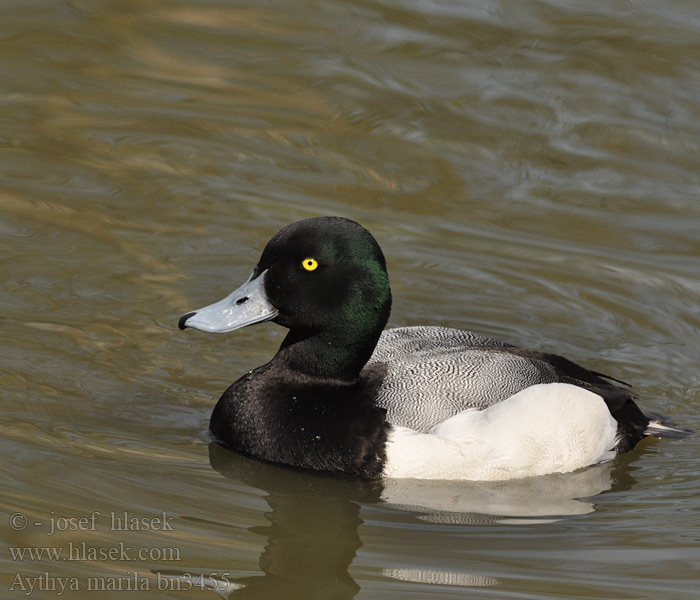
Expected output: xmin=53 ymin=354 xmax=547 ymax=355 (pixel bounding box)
xmin=179 ymin=216 xmax=685 ymax=480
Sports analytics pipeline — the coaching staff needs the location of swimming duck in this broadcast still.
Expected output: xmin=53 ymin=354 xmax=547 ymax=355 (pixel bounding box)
xmin=179 ymin=217 xmax=683 ymax=480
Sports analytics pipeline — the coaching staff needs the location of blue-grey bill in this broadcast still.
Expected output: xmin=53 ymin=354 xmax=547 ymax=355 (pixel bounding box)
xmin=178 ymin=270 xmax=278 ymax=333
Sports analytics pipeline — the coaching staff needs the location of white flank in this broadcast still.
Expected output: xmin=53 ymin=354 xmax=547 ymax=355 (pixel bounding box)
xmin=383 ymin=383 xmax=619 ymax=481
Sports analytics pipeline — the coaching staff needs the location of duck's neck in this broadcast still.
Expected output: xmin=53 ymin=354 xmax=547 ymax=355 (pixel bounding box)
xmin=275 ymin=326 xmax=383 ymax=383
xmin=273 ymin=271 xmax=392 ymax=382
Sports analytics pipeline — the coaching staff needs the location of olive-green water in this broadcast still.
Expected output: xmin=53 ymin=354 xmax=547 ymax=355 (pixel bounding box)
xmin=1 ymin=1 xmax=699 ymax=598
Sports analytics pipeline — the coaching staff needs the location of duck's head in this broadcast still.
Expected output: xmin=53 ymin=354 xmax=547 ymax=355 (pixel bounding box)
xmin=179 ymin=217 xmax=392 ymax=378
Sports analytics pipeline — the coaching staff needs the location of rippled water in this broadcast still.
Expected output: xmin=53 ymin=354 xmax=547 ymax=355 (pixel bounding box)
xmin=1 ymin=1 xmax=699 ymax=598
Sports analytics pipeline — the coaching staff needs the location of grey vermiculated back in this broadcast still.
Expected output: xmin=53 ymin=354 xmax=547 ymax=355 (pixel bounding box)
xmin=367 ymin=326 xmax=560 ymax=432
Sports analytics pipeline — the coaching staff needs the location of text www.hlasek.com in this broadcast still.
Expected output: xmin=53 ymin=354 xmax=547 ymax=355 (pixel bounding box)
xmin=8 ymin=510 xmax=239 ymax=595
xmin=10 ymin=541 xmax=180 ymax=562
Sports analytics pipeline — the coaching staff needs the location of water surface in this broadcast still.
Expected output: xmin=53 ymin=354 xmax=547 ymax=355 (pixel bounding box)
xmin=1 ymin=1 xmax=699 ymax=598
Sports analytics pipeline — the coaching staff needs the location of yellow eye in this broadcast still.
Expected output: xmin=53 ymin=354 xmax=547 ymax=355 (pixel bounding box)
xmin=301 ymin=257 xmax=318 ymax=271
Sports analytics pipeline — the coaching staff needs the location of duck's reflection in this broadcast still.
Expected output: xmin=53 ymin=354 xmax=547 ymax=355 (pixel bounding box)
xmin=382 ymin=461 xmax=618 ymax=525
xmin=208 ymin=442 xmax=638 ymax=597
xmin=209 ymin=442 xmax=381 ymax=599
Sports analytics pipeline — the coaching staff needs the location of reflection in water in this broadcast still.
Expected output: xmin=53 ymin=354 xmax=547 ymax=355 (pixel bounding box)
xmin=207 ymin=442 xmax=637 ymax=596
xmin=383 ymin=568 xmax=499 ymax=588
xmin=208 ymin=442 xmax=381 ymax=600
xmin=382 ymin=462 xmax=616 ymax=524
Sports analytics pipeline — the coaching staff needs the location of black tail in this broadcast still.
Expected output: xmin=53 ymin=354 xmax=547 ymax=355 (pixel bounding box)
xmin=644 ymin=419 xmax=693 ymax=440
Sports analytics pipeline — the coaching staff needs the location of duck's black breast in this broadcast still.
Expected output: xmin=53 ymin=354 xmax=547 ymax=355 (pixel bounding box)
xmin=209 ymin=363 xmax=390 ymax=478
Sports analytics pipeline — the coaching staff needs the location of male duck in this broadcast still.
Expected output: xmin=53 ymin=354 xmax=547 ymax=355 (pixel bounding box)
xmin=179 ymin=217 xmax=683 ymax=480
